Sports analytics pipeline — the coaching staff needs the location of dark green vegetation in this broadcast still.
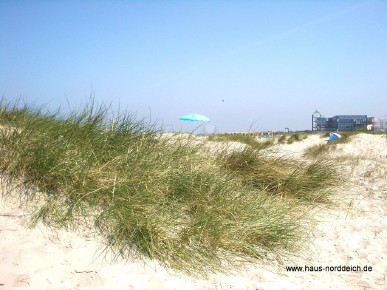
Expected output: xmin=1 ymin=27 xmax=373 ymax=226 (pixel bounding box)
xmin=0 ymin=100 xmax=340 ymax=275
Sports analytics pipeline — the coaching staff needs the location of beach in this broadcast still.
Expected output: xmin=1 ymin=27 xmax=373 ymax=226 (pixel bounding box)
xmin=0 ymin=133 xmax=386 ymax=290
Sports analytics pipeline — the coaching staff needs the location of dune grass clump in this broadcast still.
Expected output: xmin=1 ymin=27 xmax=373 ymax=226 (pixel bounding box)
xmin=207 ymin=133 xmax=273 ymax=150
xmin=304 ymin=143 xmax=330 ymax=158
xmin=277 ymin=133 xmax=307 ymax=144
xmin=220 ymin=148 xmax=340 ymax=203
xmin=286 ymin=133 xmax=307 ymax=144
xmin=0 ymin=100 xmax=311 ymax=274
xmin=277 ymin=134 xmax=287 ymax=144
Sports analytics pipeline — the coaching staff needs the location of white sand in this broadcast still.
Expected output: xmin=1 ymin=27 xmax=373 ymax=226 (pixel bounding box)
xmin=1 ymin=133 xmax=386 ymax=289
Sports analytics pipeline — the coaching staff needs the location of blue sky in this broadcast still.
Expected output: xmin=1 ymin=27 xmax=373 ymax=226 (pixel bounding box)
xmin=1 ymin=0 xmax=386 ymax=132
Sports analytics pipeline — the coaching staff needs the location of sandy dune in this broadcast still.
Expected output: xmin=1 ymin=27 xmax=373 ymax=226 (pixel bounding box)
xmin=0 ymin=133 xmax=386 ymax=289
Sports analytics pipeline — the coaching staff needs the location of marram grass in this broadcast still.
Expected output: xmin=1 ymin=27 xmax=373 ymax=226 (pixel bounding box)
xmin=0 ymin=100 xmax=339 ymax=275
xmin=220 ymin=148 xmax=340 ymax=203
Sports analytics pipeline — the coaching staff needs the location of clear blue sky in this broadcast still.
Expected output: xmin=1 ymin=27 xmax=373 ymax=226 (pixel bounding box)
xmin=1 ymin=0 xmax=386 ymax=132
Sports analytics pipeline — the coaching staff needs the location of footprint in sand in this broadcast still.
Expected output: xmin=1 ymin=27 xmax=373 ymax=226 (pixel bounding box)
xmin=74 ymin=270 xmax=104 ymax=288
xmin=13 ymin=273 xmax=30 ymax=287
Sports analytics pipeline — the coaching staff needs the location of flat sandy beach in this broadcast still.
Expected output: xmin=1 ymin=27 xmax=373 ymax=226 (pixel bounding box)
xmin=1 ymin=133 xmax=386 ymax=289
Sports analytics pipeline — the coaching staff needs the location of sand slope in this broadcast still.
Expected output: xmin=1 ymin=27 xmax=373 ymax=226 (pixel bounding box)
xmin=0 ymin=133 xmax=386 ymax=289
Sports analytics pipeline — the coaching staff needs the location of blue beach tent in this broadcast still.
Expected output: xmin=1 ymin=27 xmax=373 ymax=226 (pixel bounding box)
xmin=329 ymin=132 xmax=342 ymax=142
